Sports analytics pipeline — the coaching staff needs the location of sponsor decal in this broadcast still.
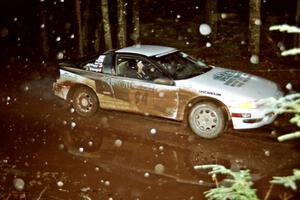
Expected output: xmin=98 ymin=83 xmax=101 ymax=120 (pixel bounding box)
xmin=199 ymin=90 xmax=221 ymax=96
xmin=135 ymin=92 xmax=148 ymax=105
xmin=213 ymin=70 xmax=251 ymax=87
xmin=86 ymin=55 xmax=105 ymax=73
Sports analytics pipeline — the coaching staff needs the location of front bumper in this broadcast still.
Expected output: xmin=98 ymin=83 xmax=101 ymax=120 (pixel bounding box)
xmin=230 ymin=107 xmax=277 ymax=129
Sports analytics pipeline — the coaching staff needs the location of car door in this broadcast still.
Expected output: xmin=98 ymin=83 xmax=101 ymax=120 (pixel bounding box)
xmin=152 ymin=83 xmax=179 ymax=120
xmin=110 ymin=55 xmax=154 ymax=114
xmin=142 ymin=59 xmax=179 ymax=119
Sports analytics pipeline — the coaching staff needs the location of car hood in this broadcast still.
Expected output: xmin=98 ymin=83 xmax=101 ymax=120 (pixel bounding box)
xmin=175 ymin=67 xmax=282 ymax=101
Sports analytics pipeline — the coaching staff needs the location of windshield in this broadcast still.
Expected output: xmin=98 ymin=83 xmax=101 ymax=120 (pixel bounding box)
xmin=153 ymin=51 xmax=210 ymax=80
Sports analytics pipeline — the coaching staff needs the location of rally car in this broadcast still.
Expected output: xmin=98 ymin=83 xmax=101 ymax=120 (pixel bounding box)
xmin=53 ymin=45 xmax=283 ymax=138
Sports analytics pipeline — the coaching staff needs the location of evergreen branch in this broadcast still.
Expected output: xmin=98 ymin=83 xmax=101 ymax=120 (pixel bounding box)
xmin=270 ymin=169 xmax=300 ymax=191
xmin=290 ymin=114 xmax=300 ymax=127
xmin=281 ymin=48 xmax=300 ymax=56
xmin=194 ymin=165 xmax=259 ymax=200
xmin=269 ymin=24 xmax=300 ymax=33
xmin=278 ymin=131 xmax=300 ymax=142
xmin=260 ymin=94 xmax=300 ymax=114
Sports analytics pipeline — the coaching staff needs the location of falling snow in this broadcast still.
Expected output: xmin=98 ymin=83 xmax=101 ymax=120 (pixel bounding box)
xmin=150 ymin=128 xmax=157 ymax=135
xmin=277 ymin=42 xmax=285 ymax=51
xmin=286 ymin=82 xmax=293 ymax=90
xmin=254 ymin=18 xmax=261 ymax=26
xmin=104 ymin=180 xmax=110 ymax=187
xmin=57 ymin=181 xmax=64 ymax=187
xmin=264 ymin=149 xmax=270 ymax=157
xmin=159 ymin=92 xmax=165 ymax=98
xmin=13 ymin=178 xmax=25 ymax=191
xmin=154 ymin=164 xmax=165 ymax=174
xmin=114 ymin=139 xmax=122 ymax=147
xmin=88 ymin=141 xmax=93 ymax=146
xmin=56 ymin=52 xmax=64 ymax=60
xmin=250 ymin=55 xmax=259 ymax=64
xmin=221 ymin=13 xmax=227 ymax=19
xmin=144 ymin=172 xmax=150 ymax=178
xmin=199 ymin=24 xmax=211 ymax=36
xmin=70 ymin=121 xmax=76 ymax=129
xmin=24 ymin=85 xmax=29 ymax=92
xmin=158 ymin=146 xmax=164 ymax=151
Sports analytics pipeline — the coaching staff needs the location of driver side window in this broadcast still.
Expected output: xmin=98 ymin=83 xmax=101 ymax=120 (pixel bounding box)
xmin=117 ymin=56 xmax=142 ymax=79
xmin=116 ymin=56 xmax=165 ymax=81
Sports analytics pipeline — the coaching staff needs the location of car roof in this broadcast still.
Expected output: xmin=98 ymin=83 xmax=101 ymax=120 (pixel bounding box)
xmin=116 ymin=45 xmax=178 ymax=57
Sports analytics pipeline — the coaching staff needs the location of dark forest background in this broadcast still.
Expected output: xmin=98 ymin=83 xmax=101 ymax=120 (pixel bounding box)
xmin=0 ymin=0 xmax=299 ymax=62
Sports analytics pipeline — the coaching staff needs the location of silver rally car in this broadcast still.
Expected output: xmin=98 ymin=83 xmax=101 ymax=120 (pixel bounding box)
xmin=53 ymin=45 xmax=283 ymax=138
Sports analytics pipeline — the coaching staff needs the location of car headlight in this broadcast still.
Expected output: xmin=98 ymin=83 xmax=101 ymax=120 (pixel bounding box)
xmin=236 ymin=101 xmax=258 ymax=109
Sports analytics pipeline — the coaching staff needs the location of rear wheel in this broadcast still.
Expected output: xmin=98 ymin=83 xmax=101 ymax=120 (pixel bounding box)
xmin=72 ymin=86 xmax=99 ymax=117
xmin=188 ymin=102 xmax=225 ymax=139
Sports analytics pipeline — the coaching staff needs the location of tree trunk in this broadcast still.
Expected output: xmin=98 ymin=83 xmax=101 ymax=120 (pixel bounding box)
xmin=132 ymin=0 xmax=140 ymax=44
xmin=94 ymin=23 xmax=102 ymax=52
xmin=101 ymin=0 xmax=112 ymax=50
xmin=82 ymin=0 xmax=90 ymax=54
xmin=75 ymin=0 xmax=83 ymax=57
xmin=205 ymin=0 xmax=218 ymax=41
xmin=117 ymin=0 xmax=127 ymax=48
xmin=248 ymin=0 xmax=261 ymax=60
xmin=294 ymin=0 xmax=300 ymax=60
xmin=39 ymin=2 xmax=49 ymax=58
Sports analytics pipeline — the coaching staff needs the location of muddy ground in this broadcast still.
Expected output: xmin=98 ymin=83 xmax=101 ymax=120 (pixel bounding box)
xmin=1 ymin=39 xmax=300 ymax=199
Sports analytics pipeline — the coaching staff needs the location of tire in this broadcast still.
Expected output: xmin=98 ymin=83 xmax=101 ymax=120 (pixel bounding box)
xmin=188 ymin=102 xmax=225 ymax=139
xmin=72 ymin=86 xmax=99 ymax=117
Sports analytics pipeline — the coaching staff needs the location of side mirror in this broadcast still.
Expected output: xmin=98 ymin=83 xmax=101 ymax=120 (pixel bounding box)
xmin=153 ymin=78 xmax=175 ymax=86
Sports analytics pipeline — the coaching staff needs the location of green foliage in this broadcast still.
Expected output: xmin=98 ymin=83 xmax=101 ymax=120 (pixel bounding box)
xmin=194 ymin=165 xmax=259 ymax=200
xmin=260 ymin=93 xmax=300 ymax=141
xmin=269 ymin=24 xmax=300 ymax=56
xmin=259 ymin=93 xmax=300 ymax=114
xmin=270 ymin=169 xmax=300 ymax=191
xmin=269 ymin=24 xmax=300 ymax=33
xmin=277 ymin=131 xmax=300 ymax=142
xmin=275 ymin=94 xmax=300 ymax=114
xmin=267 ymin=26 xmax=300 ymax=192
xmin=255 ymin=93 xmax=300 ymax=194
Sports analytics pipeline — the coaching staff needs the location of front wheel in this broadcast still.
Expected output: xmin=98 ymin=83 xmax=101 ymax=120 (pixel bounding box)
xmin=188 ymin=102 xmax=225 ymax=139
xmin=73 ymin=86 xmax=99 ymax=117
